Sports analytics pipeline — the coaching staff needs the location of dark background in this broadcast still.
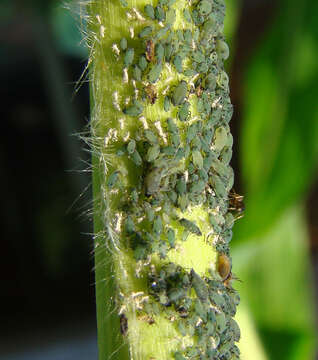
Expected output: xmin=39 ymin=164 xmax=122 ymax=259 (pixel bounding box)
xmin=0 ymin=0 xmax=317 ymax=359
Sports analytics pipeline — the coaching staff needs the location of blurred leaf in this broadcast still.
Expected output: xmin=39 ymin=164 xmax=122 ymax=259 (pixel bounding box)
xmin=236 ymin=0 xmax=318 ymax=240
xmin=233 ymin=205 xmax=316 ymax=359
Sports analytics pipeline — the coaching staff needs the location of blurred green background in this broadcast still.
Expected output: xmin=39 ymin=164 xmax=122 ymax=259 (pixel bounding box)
xmin=0 ymin=0 xmax=317 ymax=359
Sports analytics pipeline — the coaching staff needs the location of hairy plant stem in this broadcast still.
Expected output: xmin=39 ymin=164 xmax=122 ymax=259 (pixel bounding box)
xmin=87 ymin=0 xmax=240 ymax=359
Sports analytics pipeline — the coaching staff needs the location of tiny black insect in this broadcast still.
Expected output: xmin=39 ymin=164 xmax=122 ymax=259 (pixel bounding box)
xmin=120 ymin=313 xmax=128 ymax=336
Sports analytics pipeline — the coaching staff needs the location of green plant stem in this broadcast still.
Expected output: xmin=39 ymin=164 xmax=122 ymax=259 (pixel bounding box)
xmin=87 ymin=0 xmax=240 ymax=359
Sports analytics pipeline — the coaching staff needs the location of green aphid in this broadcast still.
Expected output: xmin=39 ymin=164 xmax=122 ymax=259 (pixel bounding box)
xmin=216 ymin=39 xmax=229 ymax=60
xmin=183 ymin=69 xmax=197 ymax=77
xmin=175 ymin=178 xmax=186 ymax=195
xmin=207 ymin=108 xmax=222 ymax=128
xmin=203 ymin=128 xmax=214 ymax=146
xmin=178 ymin=194 xmax=189 ymax=212
xmin=179 ymin=218 xmax=202 ymax=236
xmin=190 ymin=269 xmax=208 ymax=300
xmin=139 ymin=26 xmax=152 ymax=38
xmin=191 ymin=9 xmax=204 ymax=26
xmin=167 ymin=0 xmax=176 ymax=6
xmin=138 ymin=55 xmax=148 ymax=71
xmin=177 ymin=321 xmax=187 ymax=337
xmin=197 ymin=61 xmax=209 ymax=73
xmin=213 ymin=126 xmax=228 ymax=152
xmin=206 ymin=321 xmax=215 ymax=336
xmin=199 ymin=137 xmax=209 ymax=153
xmin=125 ymin=216 xmax=135 ymax=234
xmin=146 ymin=144 xmax=160 ymax=162
xmin=183 ymin=9 xmax=192 ymax=23
xmin=155 ymin=5 xmax=165 ymax=21
xmin=192 ymin=150 xmax=204 ymax=169
xmin=178 ymin=101 xmax=190 ymax=122
xmin=197 ymin=0 xmax=212 ymax=16
xmin=167 ymin=117 xmax=178 ymax=133
xmin=220 ymin=147 xmax=232 ymax=165
xmin=154 ymin=25 xmax=171 ymax=40
xmin=171 ymin=133 xmax=180 ymax=147
xmin=155 ymin=43 xmax=165 ymax=62
xmin=162 ymin=146 xmax=175 ymax=156
xmin=202 ymin=18 xmax=217 ymax=37
xmin=203 ymin=154 xmax=215 ymax=171
xmin=167 ymin=228 xmax=175 ymax=247
xmin=148 ymin=63 xmax=162 ymax=83
xmin=215 ymin=312 xmax=227 ymax=334
xmin=175 ymin=29 xmax=184 ymax=42
xmin=158 ymin=241 xmax=168 ymax=259
xmin=173 ymin=55 xmax=183 ymax=73
xmin=159 ymin=293 xmax=169 ymax=305
xmin=134 ymin=245 xmax=147 ymax=261
xmin=229 ymin=318 xmax=240 ymax=341
xmin=124 ymin=48 xmax=134 ymax=67
xmin=164 ymin=96 xmax=171 ymax=112
xmin=186 ymin=123 xmax=198 ymax=143
xmin=212 ymin=158 xmax=229 ymax=178
xmin=145 ymin=205 xmax=155 ymax=222
xmin=164 ymin=43 xmax=173 ymax=61
xmin=145 ymin=167 xmax=163 ymax=195
xmin=204 ymin=73 xmax=216 ymax=91
xmin=210 ymin=291 xmax=225 ymax=309
xmin=184 ymin=144 xmax=190 ymax=158
xmin=183 ymin=29 xmax=192 ymax=44
xmin=166 ymin=8 xmax=176 ymax=25
xmin=191 ymin=137 xmax=201 ymax=150
xmin=190 ymin=180 xmax=206 ymax=195
xmin=120 ymin=37 xmax=127 ymax=50
xmin=174 ymin=352 xmax=186 ymax=360
xmin=144 ymin=4 xmax=155 ymax=19
xmin=119 ymin=0 xmax=128 ymax=7
xmin=107 ymin=170 xmax=120 ymax=188
xmin=175 ymin=148 xmax=185 ymax=161
xmin=193 ymin=51 xmax=205 ymax=63
xmin=153 ymin=215 xmax=163 ymax=235
xmin=123 ymin=100 xmax=143 ymax=116
xmin=131 ymin=150 xmax=142 ymax=166
xmin=194 ymin=299 xmax=207 ymax=321
xmin=132 ymin=65 xmax=142 ymax=81
xmin=198 ymin=169 xmax=208 ymax=182
xmin=144 ymin=129 xmax=158 ymax=144
xmin=131 ymin=188 xmax=138 ymax=203
xmin=116 ymin=147 xmax=125 ymax=156
xmin=208 ymin=214 xmax=222 ymax=233
xmin=127 ymin=139 xmax=136 ymax=154
xmin=168 ymin=288 xmax=186 ymax=303
xmin=218 ymin=71 xmax=229 ymax=90
xmin=172 ymin=81 xmax=187 ymax=106
xmin=218 ymin=341 xmax=233 ymax=356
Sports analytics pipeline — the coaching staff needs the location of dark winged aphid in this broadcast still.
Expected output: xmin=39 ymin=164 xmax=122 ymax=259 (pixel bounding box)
xmin=145 ymin=84 xmax=157 ymax=104
xmin=146 ymin=39 xmax=155 ymax=62
xmin=179 ymin=218 xmax=202 ymax=236
xmin=119 ymin=314 xmax=128 ymax=336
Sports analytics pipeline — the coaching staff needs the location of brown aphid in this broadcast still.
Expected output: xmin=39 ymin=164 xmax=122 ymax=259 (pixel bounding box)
xmin=146 ymin=39 xmax=155 ymax=62
xmin=145 ymin=84 xmax=157 ymax=104
xmin=138 ymin=314 xmax=155 ymax=325
xmin=217 ymin=253 xmax=231 ymax=281
xmin=229 ymin=189 xmax=245 ymax=218
xmin=196 ymin=85 xmax=203 ymax=97
xmin=120 ymin=313 xmax=128 ymax=336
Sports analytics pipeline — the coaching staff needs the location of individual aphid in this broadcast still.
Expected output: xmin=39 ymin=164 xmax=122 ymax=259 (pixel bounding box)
xmin=190 ymin=269 xmax=208 ymax=301
xmin=145 ymin=84 xmax=157 ymax=104
xmin=144 ymin=4 xmax=155 ymax=19
xmin=146 ymin=144 xmax=160 ymax=162
xmin=164 ymin=96 xmax=171 ymax=112
xmin=131 ymin=150 xmax=142 ymax=166
xmin=229 ymin=189 xmax=245 ymax=217
xmin=217 ymin=253 xmax=231 ymax=281
xmin=171 ymin=80 xmax=187 ymax=106
xmin=145 ymin=167 xmax=163 ymax=195
xmin=148 ymin=63 xmax=162 ymax=83
xmin=179 ymin=218 xmax=202 ymax=236
xmin=155 ymin=43 xmax=165 ymax=62
xmin=174 ymin=351 xmax=186 ymax=360
xmin=120 ymin=37 xmax=127 ymax=50
xmin=144 ymin=129 xmax=158 ymax=144
xmin=127 ymin=139 xmax=136 ymax=154
xmin=107 ymin=170 xmax=120 ymax=188
xmin=139 ymin=26 xmax=153 ymax=38
xmin=146 ymin=39 xmax=155 ymax=62
xmin=123 ymin=100 xmax=144 ymax=116
xmin=196 ymin=85 xmax=203 ymax=97
xmin=216 ymin=39 xmax=229 ymax=60
xmin=173 ymin=55 xmax=183 ymax=73
xmin=119 ymin=313 xmax=128 ymax=336
xmin=124 ymin=48 xmax=134 ymax=67
xmin=178 ymin=101 xmax=190 ymax=122
xmin=154 ymin=5 xmax=165 ymax=21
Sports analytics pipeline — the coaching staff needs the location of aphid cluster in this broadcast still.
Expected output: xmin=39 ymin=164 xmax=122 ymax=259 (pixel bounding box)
xmin=101 ymin=0 xmax=243 ymax=358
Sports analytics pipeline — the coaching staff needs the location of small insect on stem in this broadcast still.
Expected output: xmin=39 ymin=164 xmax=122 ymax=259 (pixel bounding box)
xmin=145 ymin=84 xmax=157 ymax=104
xmin=229 ymin=189 xmax=245 ymax=220
xmin=217 ymin=253 xmax=231 ymax=281
xmin=146 ymin=39 xmax=155 ymax=62
xmin=120 ymin=313 xmax=128 ymax=336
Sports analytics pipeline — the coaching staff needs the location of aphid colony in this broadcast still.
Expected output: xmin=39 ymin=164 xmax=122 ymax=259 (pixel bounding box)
xmin=104 ymin=0 xmax=243 ymax=358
